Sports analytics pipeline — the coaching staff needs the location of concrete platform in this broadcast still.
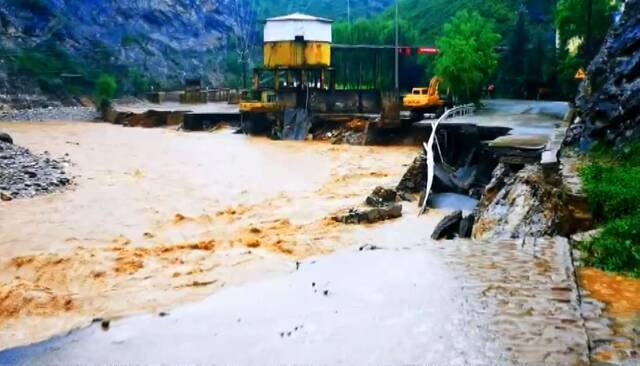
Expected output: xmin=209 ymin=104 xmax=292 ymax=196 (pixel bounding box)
xmin=113 ymin=101 xmax=240 ymax=115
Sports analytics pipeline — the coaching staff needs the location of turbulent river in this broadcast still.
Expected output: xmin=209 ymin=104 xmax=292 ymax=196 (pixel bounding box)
xmin=0 ymin=121 xmax=431 ymax=349
xmin=0 ymin=120 xmax=637 ymax=363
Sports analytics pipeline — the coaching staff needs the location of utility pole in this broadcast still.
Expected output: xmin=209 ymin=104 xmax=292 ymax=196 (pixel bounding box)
xmin=394 ymin=0 xmax=399 ymax=92
xmin=347 ymin=0 xmax=351 ymax=27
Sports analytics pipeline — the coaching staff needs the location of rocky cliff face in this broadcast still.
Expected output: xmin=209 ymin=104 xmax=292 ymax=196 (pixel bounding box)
xmin=0 ymin=0 xmax=234 ymax=97
xmin=574 ymin=0 xmax=640 ymax=146
xmin=256 ymin=0 xmax=393 ymax=20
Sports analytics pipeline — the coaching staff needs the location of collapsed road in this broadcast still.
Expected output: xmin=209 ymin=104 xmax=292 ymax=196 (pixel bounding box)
xmin=0 ymin=100 xmax=637 ymax=364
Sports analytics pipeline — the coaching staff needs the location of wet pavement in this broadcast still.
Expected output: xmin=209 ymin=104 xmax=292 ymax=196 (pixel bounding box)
xmin=441 ymin=99 xmax=568 ymax=137
xmin=0 ymin=237 xmax=591 ymax=364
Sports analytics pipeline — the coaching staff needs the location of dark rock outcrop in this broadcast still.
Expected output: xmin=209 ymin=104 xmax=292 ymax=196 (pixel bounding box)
xmin=332 ymin=204 xmax=402 ymax=225
xmin=396 ymin=153 xmax=426 ymax=193
xmin=574 ymin=0 xmax=640 ymax=146
xmin=365 ymin=186 xmax=397 ymax=207
xmin=0 ymin=0 xmax=235 ymax=97
xmin=458 ymin=213 xmax=475 ymax=238
xmin=0 ymin=132 xmax=12 ymax=144
xmin=431 ymin=210 xmax=462 ymax=240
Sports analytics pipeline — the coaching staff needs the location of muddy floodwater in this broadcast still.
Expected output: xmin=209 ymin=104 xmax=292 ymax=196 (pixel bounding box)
xmin=1 ymin=118 xmax=639 ymax=363
xmin=0 ymin=121 xmax=434 ymax=350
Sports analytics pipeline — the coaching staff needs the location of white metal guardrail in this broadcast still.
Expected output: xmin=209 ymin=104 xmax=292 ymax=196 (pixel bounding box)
xmin=418 ymin=103 xmax=476 ymax=216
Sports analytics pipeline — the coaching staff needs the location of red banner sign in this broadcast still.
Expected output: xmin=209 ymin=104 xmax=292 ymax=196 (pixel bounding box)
xmin=417 ymin=47 xmax=439 ymax=55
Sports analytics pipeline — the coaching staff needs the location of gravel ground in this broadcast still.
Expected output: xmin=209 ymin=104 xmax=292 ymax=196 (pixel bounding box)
xmin=0 ymin=141 xmax=72 ymax=200
xmin=0 ymin=107 xmax=99 ymax=122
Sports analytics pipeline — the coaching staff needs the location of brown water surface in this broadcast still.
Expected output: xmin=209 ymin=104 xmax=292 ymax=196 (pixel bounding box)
xmin=0 ymin=121 xmax=427 ymax=350
xmin=579 ymin=267 xmax=640 ymax=361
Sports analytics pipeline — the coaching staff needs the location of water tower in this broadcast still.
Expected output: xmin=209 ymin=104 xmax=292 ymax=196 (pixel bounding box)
xmin=263 ymin=13 xmax=332 ymax=68
xmin=251 ymin=13 xmax=335 ymax=91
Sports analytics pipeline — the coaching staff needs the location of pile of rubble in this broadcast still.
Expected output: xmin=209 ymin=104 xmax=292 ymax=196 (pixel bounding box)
xmin=312 ymin=119 xmax=369 ymax=145
xmin=0 ymin=107 xmax=99 ymax=122
xmin=0 ymin=137 xmax=72 ymax=200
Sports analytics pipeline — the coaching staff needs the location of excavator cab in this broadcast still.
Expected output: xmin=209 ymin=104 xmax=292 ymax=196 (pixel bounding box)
xmin=402 ymin=77 xmax=449 ymax=119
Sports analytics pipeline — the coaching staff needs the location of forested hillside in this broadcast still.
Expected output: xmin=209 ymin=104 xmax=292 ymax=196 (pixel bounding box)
xmin=379 ymin=0 xmax=520 ymax=43
xmin=0 ymin=0 xmax=623 ymax=104
xmin=254 ymin=0 xmax=393 ymax=20
xmin=0 ymin=0 xmax=392 ymax=104
xmin=332 ymin=0 xmax=621 ymax=99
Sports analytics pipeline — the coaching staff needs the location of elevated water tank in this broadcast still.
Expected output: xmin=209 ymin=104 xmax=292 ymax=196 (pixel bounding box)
xmin=263 ymin=13 xmax=332 ymax=68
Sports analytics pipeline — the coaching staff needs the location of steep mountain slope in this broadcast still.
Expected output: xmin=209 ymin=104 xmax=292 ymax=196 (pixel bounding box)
xmin=0 ymin=0 xmax=234 ymax=98
xmin=0 ymin=0 xmax=390 ymax=103
xmin=575 ymin=0 xmax=640 ymax=145
xmin=254 ymin=0 xmax=394 ymax=21
xmin=378 ymin=0 xmax=520 ymax=43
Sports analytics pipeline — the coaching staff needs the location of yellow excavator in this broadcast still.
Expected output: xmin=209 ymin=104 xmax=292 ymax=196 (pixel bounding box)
xmin=402 ymin=77 xmax=450 ymax=119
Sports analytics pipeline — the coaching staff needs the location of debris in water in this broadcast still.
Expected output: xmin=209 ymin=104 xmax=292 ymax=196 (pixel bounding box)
xmin=358 ymin=244 xmax=381 ymax=251
xmin=365 ymin=186 xmax=397 ymax=207
xmin=101 ymin=320 xmax=110 ymax=331
xmin=331 ymin=204 xmax=402 ymax=225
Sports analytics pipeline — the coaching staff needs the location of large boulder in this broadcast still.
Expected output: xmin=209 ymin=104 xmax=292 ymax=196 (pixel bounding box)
xmin=431 ymin=210 xmax=462 ymax=240
xmin=396 ymin=153 xmax=426 ymax=193
xmin=365 ymin=186 xmax=397 ymax=207
xmin=574 ymin=0 xmax=640 ymax=146
xmin=0 ymin=132 xmax=12 ymax=144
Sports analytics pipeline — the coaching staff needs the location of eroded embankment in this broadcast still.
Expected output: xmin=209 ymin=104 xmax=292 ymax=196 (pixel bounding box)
xmin=0 ymin=121 xmax=424 ymax=350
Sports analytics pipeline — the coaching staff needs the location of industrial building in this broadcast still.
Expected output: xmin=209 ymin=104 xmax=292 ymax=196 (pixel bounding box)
xmin=240 ymin=13 xmax=397 ymax=138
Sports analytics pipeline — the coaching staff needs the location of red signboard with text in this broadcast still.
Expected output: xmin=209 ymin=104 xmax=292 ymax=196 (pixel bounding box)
xmin=417 ymin=47 xmax=439 ymax=55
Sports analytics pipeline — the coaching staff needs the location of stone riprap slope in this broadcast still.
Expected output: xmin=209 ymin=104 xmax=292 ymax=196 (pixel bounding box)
xmin=0 ymin=141 xmax=71 ymax=199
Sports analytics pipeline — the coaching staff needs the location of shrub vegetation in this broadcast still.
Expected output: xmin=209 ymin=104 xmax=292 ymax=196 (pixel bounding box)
xmin=579 ymin=141 xmax=640 ymax=277
xmin=94 ymin=74 xmax=117 ymax=108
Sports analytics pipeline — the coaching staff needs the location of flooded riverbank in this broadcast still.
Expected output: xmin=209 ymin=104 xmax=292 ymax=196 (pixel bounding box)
xmin=1 ymin=117 xmax=638 ymax=363
xmin=579 ymin=268 xmax=640 ymax=362
xmin=0 ymin=237 xmax=592 ymax=364
xmin=0 ymin=121 xmax=431 ymax=350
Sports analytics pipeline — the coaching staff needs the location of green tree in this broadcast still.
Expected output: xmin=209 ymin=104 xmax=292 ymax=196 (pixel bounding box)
xmin=128 ymin=69 xmax=150 ymax=96
xmin=434 ymin=10 xmax=500 ymax=102
xmin=503 ymin=5 xmax=529 ymax=98
xmin=380 ymin=0 xmax=518 ymax=43
xmin=94 ymin=74 xmax=117 ymax=108
xmin=555 ymin=0 xmax=619 ymax=59
xmin=554 ymin=0 xmax=620 ymax=98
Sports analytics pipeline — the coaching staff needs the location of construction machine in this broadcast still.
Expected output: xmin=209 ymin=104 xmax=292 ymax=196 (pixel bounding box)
xmin=402 ymin=77 xmax=450 ymax=119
